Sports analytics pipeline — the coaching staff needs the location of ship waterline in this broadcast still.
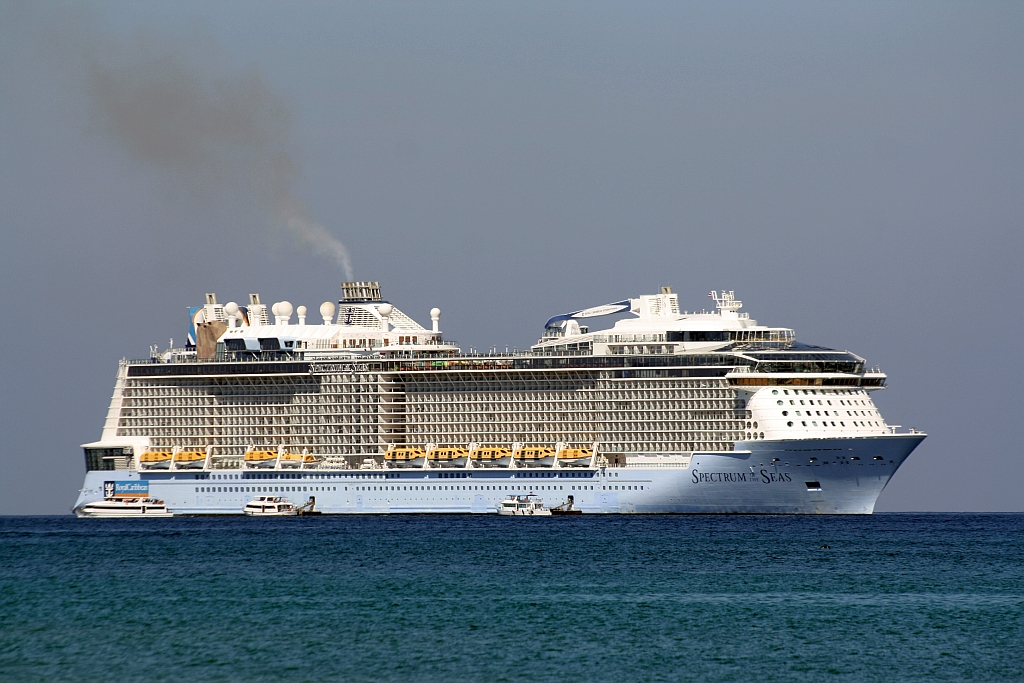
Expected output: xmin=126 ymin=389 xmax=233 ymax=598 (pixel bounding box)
xmin=74 ymin=283 xmax=924 ymax=515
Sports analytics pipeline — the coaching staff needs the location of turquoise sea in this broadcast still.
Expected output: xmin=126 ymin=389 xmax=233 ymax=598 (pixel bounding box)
xmin=1 ymin=514 xmax=1022 ymax=682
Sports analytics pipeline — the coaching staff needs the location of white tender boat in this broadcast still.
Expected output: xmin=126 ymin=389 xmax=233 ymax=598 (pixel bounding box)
xmin=243 ymin=496 xmax=297 ymax=516
xmin=74 ymin=498 xmax=173 ymax=518
xmin=498 ymin=494 xmax=552 ymax=516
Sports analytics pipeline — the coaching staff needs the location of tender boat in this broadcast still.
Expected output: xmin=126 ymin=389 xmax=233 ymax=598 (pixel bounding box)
xmin=244 ymin=449 xmax=277 ymax=469
xmin=74 ymin=497 xmax=173 ymax=518
xmin=138 ymin=449 xmax=172 ymax=470
xmin=243 ymin=495 xmax=297 ymax=516
xmin=498 ymin=494 xmax=552 ymax=516
xmin=173 ymin=449 xmax=206 ymax=469
xmin=557 ymin=447 xmax=593 ymax=467
xmin=278 ymin=452 xmax=304 ymax=468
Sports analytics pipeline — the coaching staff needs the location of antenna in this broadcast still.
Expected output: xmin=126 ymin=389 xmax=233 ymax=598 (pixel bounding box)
xmin=709 ymin=291 xmax=742 ymax=316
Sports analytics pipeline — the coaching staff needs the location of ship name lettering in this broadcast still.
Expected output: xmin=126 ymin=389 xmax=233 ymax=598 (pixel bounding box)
xmin=691 ymin=470 xmax=793 ymax=484
xmin=760 ymin=469 xmax=793 ymax=484
xmin=691 ymin=470 xmax=747 ymax=484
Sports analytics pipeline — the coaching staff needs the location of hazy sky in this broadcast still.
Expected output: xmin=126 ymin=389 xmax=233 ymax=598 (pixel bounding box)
xmin=1 ymin=1 xmax=1020 ymax=514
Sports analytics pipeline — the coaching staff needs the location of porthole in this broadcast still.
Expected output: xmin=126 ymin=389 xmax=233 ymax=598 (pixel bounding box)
xmin=777 ymin=400 xmax=783 ymax=406
xmin=787 ymin=421 xmax=794 ymax=427
xmin=760 ymin=432 xmax=764 ymax=439
xmin=772 ymin=390 xmax=778 ymax=395
xmin=782 ymin=411 xmax=788 ymax=416
xmin=753 ymin=422 xmax=758 ymax=429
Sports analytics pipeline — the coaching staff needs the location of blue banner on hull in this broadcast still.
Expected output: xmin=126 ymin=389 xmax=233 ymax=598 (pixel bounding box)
xmin=104 ymin=481 xmax=149 ymax=498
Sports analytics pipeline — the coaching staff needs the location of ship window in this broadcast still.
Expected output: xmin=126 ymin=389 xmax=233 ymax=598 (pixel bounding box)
xmin=801 ymin=421 xmax=807 ymax=426
xmin=787 ymin=422 xmax=793 ymax=427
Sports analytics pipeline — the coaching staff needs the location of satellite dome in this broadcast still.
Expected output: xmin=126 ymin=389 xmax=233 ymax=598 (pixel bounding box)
xmin=224 ymin=301 xmax=239 ymax=316
xmin=279 ymin=301 xmax=293 ymax=318
xmin=378 ymin=303 xmax=394 ymax=317
xmin=430 ymin=307 xmax=441 ymax=318
xmin=319 ymin=301 xmax=336 ymax=323
xmin=271 ymin=302 xmax=281 ymax=316
xmin=296 ymin=305 xmax=307 ymax=316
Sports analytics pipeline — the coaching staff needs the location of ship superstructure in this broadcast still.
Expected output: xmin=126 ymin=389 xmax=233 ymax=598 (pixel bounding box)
xmin=75 ymin=282 xmax=924 ymax=515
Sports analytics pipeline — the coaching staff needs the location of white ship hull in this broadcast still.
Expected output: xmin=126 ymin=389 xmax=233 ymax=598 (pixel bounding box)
xmin=73 ymin=435 xmax=922 ymax=516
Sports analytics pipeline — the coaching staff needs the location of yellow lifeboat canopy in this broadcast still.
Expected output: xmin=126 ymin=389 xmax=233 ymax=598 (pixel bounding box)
xmin=244 ymin=450 xmax=277 ymax=463
xmin=428 ymin=447 xmax=468 ymax=461
xmin=558 ymin=447 xmax=592 ymax=461
xmin=470 ymin=446 xmax=512 ymax=461
xmin=173 ymin=450 xmax=205 ymax=463
xmin=139 ymin=450 xmax=172 ymax=464
xmin=386 ymin=447 xmax=426 ymax=461
xmin=514 ymin=446 xmax=556 ymax=460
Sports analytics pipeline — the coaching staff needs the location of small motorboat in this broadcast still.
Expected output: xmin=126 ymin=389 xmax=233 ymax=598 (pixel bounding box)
xmin=243 ymin=496 xmax=297 ymax=516
xmin=74 ymin=497 xmax=173 ymax=518
xmin=498 ymin=494 xmax=551 ymax=516
xmin=551 ymin=494 xmax=583 ymax=516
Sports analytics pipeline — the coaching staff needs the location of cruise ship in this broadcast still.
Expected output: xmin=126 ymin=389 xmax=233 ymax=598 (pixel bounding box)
xmin=73 ymin=282 xmax=924 ymax=515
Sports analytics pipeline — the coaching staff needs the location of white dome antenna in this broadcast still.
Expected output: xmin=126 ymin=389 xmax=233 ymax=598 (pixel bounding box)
xmin=296 ymin=305 xmax=307 ymax=326
xmin=224 ymin=301 xmax=240 ymax=328
xmin=320 ymin=301 xmax=336 ymax=324
xmin=279 ymin=301 xmax=293 ymax=325
xmin=378 ymin=303 xmax=393 ymax=332
xmin=430 ymin=307 xmax=441 ymax=333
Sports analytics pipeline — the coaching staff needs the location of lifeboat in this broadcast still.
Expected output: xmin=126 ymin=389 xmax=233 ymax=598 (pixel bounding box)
xmin=173 ymin=449 xmax=206 ymax=469
xmin=469 ymin=446 xmax=512 ymax=466
xmin=244 ymin=449 xmax=277 ymax=468
xmin=385 ymin=446 xmax=427 ymax=467
xmin=279 ymin=452 xmax=304 ymax=468
xmin=557 ymin=447 xmax=593 ymax=466
xmin=138 ymin=450 xmax=172 ymax=470
xmin=514 ymin=446 xmax=556 ymax=466
xmin=427 ymin=447 xmax=468 ymax=466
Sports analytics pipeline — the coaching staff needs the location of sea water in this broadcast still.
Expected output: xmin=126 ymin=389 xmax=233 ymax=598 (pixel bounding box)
xmin=0 ymin=514 xmax=1021 ymax=682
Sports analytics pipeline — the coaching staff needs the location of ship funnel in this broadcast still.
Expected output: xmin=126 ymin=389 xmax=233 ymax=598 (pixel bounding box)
xmin=341 ymin=281 xmax=381 ymax=302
